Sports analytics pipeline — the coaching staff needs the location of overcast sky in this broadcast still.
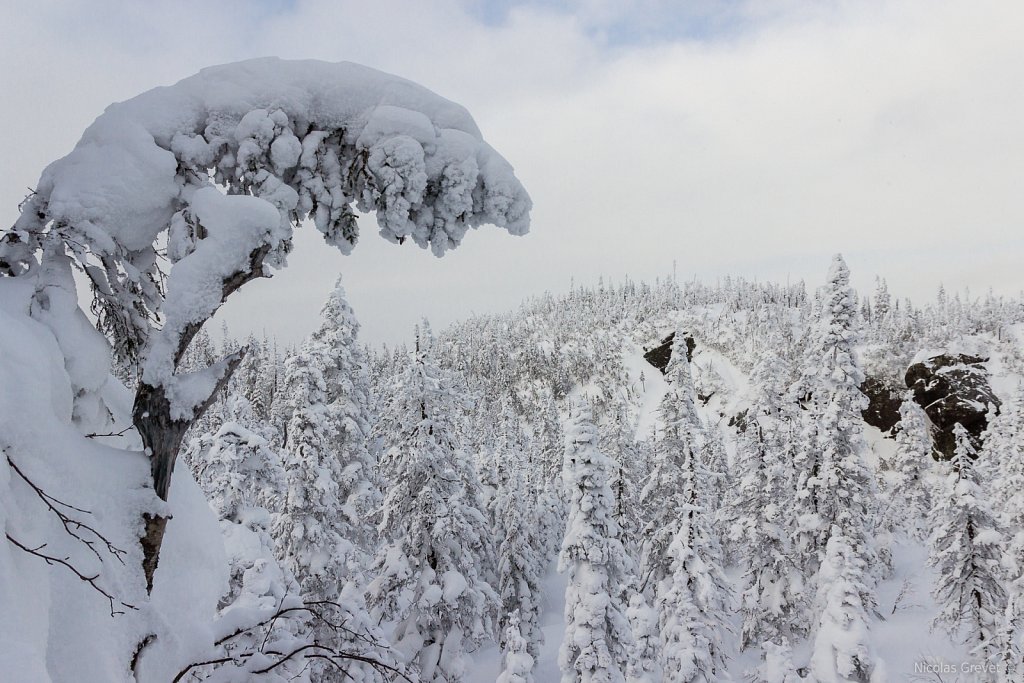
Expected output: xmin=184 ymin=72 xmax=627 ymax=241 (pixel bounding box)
xmin=2 ymin=0 xmax=1022 ymax=347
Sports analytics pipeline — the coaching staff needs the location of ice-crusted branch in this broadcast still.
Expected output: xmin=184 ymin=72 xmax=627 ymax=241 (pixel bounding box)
xmin=1 ymin=57 xmax=531 ymax=368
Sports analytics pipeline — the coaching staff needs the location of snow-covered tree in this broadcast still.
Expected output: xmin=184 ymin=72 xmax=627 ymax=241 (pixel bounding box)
xmin=0 ymin=58 xmax=531 ymax=589
xmin=791 ymin=255 xmax=878 ymax=589
xmin=730 ymin=417 xmax=805 ymax=648
xmin=272 ymin=346 xmax=384 ymax=681
xmin=368 ymin=326 xmax=499 ymax=682
xmin=880 ymin=394 xmax=933 ymax=538
xmin=929 ymin=423 xmax=1007 ymax=668
xmin=656 ymin=515 xmax=733 ymax=683
xmin=498 ymin=610 xmax=536 ymax=683
xmin=558 ymin=397 xmax=634 ymax=683
xmin=809 ymin=528 xmax=881 ymax=683
xmin=751 ymin=638 xmax=802 ymax=683
xmin=306 ymin=278 xmax=380 ymax=560
xmin=626 ymin=595 xmax=662 ymax=683
xmin=187 ymin=405 xmax=285 ymax=525
xmin=603 ymin=407 xmax=644 ymax=562
xmin=994 ymin=585 xmax=1024 ymax=683
xmin=534 ymin=397 xmax=567 ymax=557
xmin=982 ymin=386 xmax=1024 ymax=533
xmin=983 ymin=389 xmax=1024 ymax=680
xmin=638 ymin=330 xmax=705 ymax=591
xmin=274 ymin=349 xmax=349 ymax=591
xmin=496 ymin=458 xmax=545 ymax=667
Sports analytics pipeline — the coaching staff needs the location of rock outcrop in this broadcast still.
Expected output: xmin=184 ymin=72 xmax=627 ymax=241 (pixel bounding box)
xmin=860 ymin=377 xmax=904 ymax=435
xmin=905 ymin=353 xmax=1000 ymax=459
xmin=643 ymin=332 xmax=695 ymax=374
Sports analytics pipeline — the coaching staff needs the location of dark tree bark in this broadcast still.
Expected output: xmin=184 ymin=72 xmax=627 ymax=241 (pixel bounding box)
xmin=133 ymin=244 xmax=269 ymax=592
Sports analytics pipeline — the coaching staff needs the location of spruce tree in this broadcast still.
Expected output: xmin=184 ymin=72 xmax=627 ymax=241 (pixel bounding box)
xmin=558 ymin=397 xmax=634 ymax=683
xmin=308 ymin=277 xmax=381 ymax=557
xmin=929 ymin=423 xmax=1007 ymax=669
xmin=272 ymin=346 xmax=386 ymax=681
xmin=638 ymin=330 xmax=705 ymax=592
xmin=809 ymin=528 xmax=880 ymax=683
xmin=882 ymin=394 xmax=933 ymax=538
xmin=498 ymin=610 xmax=536 ymax=683
xmin=730 ymin=416 xmax=805 ymax=649
xmin=792 ymin=255 xmax=878 ymax=591
xmin=367 ymin=326 xmax=499 ymax=682
xmin=496 ymin=458 xmax=545 ymax=668
xmin=983 ymin=389 xmax=1024 ymax=680
xmin=626 ymin=593 xmax=662 ymax=683
xmin=653 ymin=436 xmax=732 ymax=683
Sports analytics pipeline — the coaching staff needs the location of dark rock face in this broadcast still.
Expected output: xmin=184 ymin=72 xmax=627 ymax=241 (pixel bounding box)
xmin=905 ymin=353 xmax=1001 ymax=460
xmin=860 ymin=377 xmax=904 ymax=435
xmin=644 ymin=332 xmax=695 ymax=375
xmin=729 ymin=409 xmax=750 ymax=433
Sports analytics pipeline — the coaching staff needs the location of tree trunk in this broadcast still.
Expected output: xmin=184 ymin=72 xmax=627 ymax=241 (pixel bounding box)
xmin=133 ymin=245 xmax=268 ymax=593
xmin=133 ymin=350 xmax=246 ymax=591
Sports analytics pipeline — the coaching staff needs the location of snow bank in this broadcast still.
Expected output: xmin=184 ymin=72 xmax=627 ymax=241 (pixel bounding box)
xmin=0 ymin=275 xmax=239 ymax=681
xmin=0 ymin=279 xmax=159 ymax=681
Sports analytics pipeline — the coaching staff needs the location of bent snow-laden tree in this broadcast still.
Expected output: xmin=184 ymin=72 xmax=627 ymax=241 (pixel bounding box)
xmin=0 ymin=57 xmax=531 ymax=590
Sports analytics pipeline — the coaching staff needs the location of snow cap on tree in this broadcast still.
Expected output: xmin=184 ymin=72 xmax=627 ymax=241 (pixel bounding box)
xmin=4 ymin=59 xmax=531 ymax=367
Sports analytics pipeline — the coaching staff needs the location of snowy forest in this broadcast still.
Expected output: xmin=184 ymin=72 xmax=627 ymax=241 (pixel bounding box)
xmin=2 ymin=57 xmax=1024 ymax=683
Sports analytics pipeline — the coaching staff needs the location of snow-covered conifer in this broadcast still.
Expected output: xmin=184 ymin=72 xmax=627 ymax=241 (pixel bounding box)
xmin=189 ymin=405 xmax=285 ymax=523
xmin=752 ymin=639 xmax=802 ymax=683
xmin=558 ymin=398 xmax=634 ymax=683
xmin=792 ymin=255 xmax=878 ymax=589
xmin=603 ymin=407 xmax=644 ymax=562
xmin=498 ymin=610 xmax=536 ymax=683
xmin=626 ymin=595 xmax=662 ymax=683
xmin=809 ymin=528 xmax=881 ymax=683
xmin=730 ymin=417 xmax=805 ymax=648
xmin=638 ymin=330 xmax=705 ymax=591
xmin=535 ymin=397 xmax=567 ymax=556
xmin=272 ymin=345 xmax=386 ymax=681
xmin=984 ymin=389 xmax=1024 ymax=680
xmin=308 ymin=278 xmax=381 ymax=555
xmin=496 ymin=458 xmax=545 ymax=666
xmin=368 ymin=326 xmax=499 ymax=682
xmin=656 ymin=505 xmax=733 ymax=683
xmin=929 ymin=423 xmax=1007 ymax=667
xmin=881 ymin=395 xmax=933 ymax=538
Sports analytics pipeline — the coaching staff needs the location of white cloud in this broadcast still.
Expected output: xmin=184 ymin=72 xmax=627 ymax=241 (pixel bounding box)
xmin=2 ymin=0 xmax=1022 ymax=345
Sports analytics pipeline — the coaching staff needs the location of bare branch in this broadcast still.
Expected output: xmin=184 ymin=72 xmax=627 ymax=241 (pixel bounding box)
xmin=7 ymin=454 xmax=128 ymax=565
xmin=175 ymin=601 xmax=413 ymax=682
xmin=171 ymin=656 xmax=236 ymax=682
xmin=84 ymin=425 xmax=135 ymax=440
xmin=5 ymin=533 xmax=136 ymax=617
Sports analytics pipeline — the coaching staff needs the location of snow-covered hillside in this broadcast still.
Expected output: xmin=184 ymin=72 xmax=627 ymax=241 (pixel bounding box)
xmin=3 ymin=249 xmax=1024 ymax=681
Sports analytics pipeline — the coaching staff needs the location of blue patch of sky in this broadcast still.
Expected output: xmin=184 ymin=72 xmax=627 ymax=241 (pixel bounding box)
xmin=251 ymin=0 xmax=299 ymax=12
xmin=468 ymin=0 xmax=756 ymax=46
